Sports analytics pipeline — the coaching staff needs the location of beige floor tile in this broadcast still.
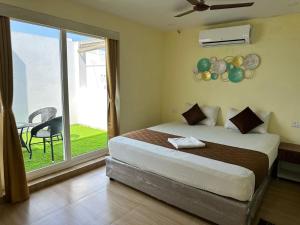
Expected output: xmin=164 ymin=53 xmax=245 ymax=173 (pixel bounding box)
xmin=1 ymin=167 xmax=300 ymax=225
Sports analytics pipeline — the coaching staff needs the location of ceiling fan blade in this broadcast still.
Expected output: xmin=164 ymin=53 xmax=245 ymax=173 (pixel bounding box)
xmin=175 ymin=9 xmax=196 ymax=17
xmin=210 ymin=2 xmax=254 ymax=10
xmin=186 ymin=0 xmax=201 ymax=5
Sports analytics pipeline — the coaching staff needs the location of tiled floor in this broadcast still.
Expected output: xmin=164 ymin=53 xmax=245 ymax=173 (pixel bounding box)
xmin=0 ymin=167 xmax=299 ymax=225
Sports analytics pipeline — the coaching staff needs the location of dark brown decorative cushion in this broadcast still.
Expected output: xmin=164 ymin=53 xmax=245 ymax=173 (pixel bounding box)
xmin=182 ymin=104 xmax=206 ymax=125
xmin=230 ymin=107 xmax=264 ymax=134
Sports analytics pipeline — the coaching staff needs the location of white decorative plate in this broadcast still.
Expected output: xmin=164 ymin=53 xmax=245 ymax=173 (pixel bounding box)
xmin=211 ymin=59 xmax=227 ymax=74
xmin=243 ymin=54 xmax=260 ymax=70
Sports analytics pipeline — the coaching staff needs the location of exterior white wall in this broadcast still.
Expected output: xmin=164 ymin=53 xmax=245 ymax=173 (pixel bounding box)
xmin=12 ymin=31 xmax=62 ymax=123
xmin=12 ymin=31 xmax=107 ymax=130
xmin=68 ymin=41 xmax=107 ymax=130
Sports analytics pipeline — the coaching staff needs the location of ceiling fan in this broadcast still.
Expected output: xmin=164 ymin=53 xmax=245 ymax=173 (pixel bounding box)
xmin=175 ymin=0 xmax=254 ymax=17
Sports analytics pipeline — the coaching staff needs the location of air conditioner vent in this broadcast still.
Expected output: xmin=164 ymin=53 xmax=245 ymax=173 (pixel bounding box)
xmin=199 ymin=25 xmax=251 ymax=48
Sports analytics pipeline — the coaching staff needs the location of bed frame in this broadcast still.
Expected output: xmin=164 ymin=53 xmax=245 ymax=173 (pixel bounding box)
xmin=106 ymin=157 xmax=271 ymax=225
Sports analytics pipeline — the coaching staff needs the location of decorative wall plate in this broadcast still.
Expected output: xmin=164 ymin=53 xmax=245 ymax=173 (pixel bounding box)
xmin=245 ymin=70 xmax=254 ymax=79
xmin=243 ymin=54 xmax=260 ymax=70
xmin=211 ymin=59 xmax=227 ymax=74
xmin=194 ymin=54 xmax=260 ymax=83
xmin=232 ymin=56 xmax=244 ymax=67
xmin=221 ymin=72 xmax=229 ymax=82
xmin=197 ymin=58 xmax=211 ymax=72
xmin=202 ymin=71 xmax=211 ymax=81
xmin=211 ymin=73 xmax=219 ymax=80
xmin=193 ymin=67 xmax=199 ymax=75
xmin=210 ymin=57 xmax=218 ymax=64
xmin=228 ymin=67 xmax=245 ymax=83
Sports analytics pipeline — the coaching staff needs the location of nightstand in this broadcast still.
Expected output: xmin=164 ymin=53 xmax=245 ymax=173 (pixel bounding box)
xmin=276 ymin=142 xmax=300 ymax=182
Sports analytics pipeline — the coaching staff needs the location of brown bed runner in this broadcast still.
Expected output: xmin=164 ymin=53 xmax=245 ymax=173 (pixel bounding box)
xmin=123 ymin=129 xmax=269 ymax=190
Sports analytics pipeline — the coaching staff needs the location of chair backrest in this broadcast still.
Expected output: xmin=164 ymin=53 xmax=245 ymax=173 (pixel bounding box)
xmin=28 ymin=107 xmax=57 ymax=123
xmin=31 ymin=116 xmax=63 ymax=137
xmin=49 ymin=116 xmax=63 ymax=136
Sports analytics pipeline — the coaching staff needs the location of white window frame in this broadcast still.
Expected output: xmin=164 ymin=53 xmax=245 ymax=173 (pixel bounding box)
xmin=4 ymin=3 xmax=118 ymax=181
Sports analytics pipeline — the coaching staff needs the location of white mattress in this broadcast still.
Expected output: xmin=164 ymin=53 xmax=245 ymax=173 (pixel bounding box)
xmin=109 ymin=122 xmax=280 ymax=201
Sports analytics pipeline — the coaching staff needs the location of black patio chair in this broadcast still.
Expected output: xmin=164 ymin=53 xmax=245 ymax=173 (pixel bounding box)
xmin=29 ymin=116 xmax=63 ymax=162
xmin=23 ymin=107 xmax=58 ymax=145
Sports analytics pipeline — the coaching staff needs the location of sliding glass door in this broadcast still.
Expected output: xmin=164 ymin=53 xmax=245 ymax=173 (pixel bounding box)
xmin=66 ymin=32 xmax=108 ymax=158
xmin=11 ymin=20 xmax=65 ymax=172
xmin=10 ymin=19 xmax=107 ymax=175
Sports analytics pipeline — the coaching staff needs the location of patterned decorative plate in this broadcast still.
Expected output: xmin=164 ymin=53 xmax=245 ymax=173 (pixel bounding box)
xmin=210 ymin=57 xmax=218 ymax=64
xmin=211 ymin=73 xmax=219 ymax=80
xmin=202 ymin=71 xmax=211 ymax=81
xmin=193 ymin=67 xmax=199 ymax=75
xmin=197 ymin=58 xmax=211 ymax=72
xmin=245 ymin=70 xmax=254 ymax=79
xmin=243 ymin=54 xmax=260 ymax=70
xmin=211 ymin=59 xmax=227 ymax=74
xmin=232 ymin=56 xmax=244 ymax=67
xmin=221 ymin=72 xmax=229 ymax=82
xmin=228 ymin=67 xmax=245 ymax=83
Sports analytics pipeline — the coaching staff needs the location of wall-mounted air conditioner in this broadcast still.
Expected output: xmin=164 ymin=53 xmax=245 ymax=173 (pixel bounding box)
xmin=199 ymin=24 xmax=251 ymax=47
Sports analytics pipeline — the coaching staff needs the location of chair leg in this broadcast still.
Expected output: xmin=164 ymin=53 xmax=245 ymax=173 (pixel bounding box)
xmin=43 ymin=138 xmax=46 ymax=154
xmin=29 ymin=136 xmax=33 ymax=160
xmin=50 ymin=136 xmax=54 ymax=163
xmin=25 ymin=127 xmax=29 ymax=144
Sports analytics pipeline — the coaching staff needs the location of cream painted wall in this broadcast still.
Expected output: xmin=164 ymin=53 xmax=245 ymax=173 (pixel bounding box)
xmin=162 ymin=14 xmax=300 ymax=144
xmin=1 ymin=0 xmax=299 ymax=144
xmin=0 ymin=0 xmax=164 ymax=133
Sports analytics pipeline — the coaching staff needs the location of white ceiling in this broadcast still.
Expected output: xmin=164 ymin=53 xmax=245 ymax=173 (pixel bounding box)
xmin=73 ymin=0 xmax=300 ymax=30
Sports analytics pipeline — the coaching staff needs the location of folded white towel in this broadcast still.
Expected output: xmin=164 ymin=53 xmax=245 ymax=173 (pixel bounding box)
xmin=167 ymin=137 xmax=206 ymax=149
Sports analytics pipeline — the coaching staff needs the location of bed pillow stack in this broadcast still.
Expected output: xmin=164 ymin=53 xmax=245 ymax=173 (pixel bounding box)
xmin=225 ymin=107 xmax=271 ymax=134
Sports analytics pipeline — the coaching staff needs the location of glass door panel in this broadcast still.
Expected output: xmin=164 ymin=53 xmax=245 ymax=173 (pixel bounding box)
xmin=11 ymin=20 xmax=65 ymax=172
xmin=66 ymin=32 xmax=107 ymax=158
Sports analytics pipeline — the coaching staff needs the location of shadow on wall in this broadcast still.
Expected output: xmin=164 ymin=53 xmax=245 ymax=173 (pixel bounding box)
xmin=12 ymin=51 xmax=28 ymax=122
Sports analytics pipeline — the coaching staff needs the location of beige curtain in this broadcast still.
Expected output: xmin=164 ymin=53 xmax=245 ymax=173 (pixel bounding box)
xmin=105 ymin=38 xmax=119 ymax=139
xmin=0 ymin=16 xmax=29 ymax=203
xmin=0 ymin=111 xmax=3 ymax=198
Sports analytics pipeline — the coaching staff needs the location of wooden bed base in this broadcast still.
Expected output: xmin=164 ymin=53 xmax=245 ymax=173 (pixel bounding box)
xmin=106 ymin=157 xmax=271 ymax=225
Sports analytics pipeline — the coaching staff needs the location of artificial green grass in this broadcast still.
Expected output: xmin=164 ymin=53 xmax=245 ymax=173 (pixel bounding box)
xmin=22 ymin=124 xmax=107 ymax=172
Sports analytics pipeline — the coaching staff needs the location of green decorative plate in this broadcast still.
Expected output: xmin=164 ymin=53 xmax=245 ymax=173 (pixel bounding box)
xmin=226 ymin=63 xmax=235 ymax=72
xmin=197 ymin=58 xmax=211 ymax=72
xmin=211 ymin=73 xmax=219 ymax=80
xmin=228 ymin=67 xmax=245 ymax=83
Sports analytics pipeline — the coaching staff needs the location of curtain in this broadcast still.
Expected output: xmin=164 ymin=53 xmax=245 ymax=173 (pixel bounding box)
xmin=105 ymin=38 xmax=119 ymax=139
xmin=0 ymin=110 xmax=3 ymax=198
xmin=0 ymin=16 xmax=29 ymax=203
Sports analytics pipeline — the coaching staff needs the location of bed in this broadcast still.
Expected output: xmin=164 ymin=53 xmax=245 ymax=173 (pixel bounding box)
xmin=106 ymin=122 xmax=280 ymax=225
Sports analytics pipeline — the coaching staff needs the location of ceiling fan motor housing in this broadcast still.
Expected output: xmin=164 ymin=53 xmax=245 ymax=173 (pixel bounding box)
xmin=194 ymin=4 xmax=210 ymax=11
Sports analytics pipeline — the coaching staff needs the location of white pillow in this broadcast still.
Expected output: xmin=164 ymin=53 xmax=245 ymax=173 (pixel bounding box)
xmin=224 ymin=107 xmax=271 ymax=133
xmin=198 ymin=105 xmax=220 ymax=127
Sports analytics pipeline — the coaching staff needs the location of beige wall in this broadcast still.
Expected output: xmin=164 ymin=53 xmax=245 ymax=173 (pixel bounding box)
xmin=1 ymin=0 xmax=299 ymax=144
xmin=162 ymin=14 xmax=300 ymax=144
xmin=0 ymin=0 xmax=164 ymax=133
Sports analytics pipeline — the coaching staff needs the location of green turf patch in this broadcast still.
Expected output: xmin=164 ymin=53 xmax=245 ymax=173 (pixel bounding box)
xmin=22 ymin=124 xmax=107 ymax=172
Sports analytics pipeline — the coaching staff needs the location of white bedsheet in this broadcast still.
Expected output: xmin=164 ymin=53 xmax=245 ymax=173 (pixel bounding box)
xmin=108 ymin=122 xmax=280 ymax=201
